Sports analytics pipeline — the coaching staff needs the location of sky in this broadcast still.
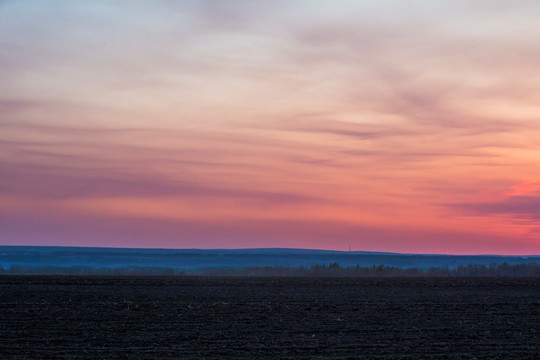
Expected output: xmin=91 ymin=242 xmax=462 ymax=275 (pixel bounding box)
xmin=1 ymin=0 xmax=540 ymax=254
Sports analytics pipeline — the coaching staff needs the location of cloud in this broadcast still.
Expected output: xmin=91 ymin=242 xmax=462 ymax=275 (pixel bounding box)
xmin=0 ymin=159 xmax=325 ymax=206
xmin=451 ymin=195 xmax=540 ymax=221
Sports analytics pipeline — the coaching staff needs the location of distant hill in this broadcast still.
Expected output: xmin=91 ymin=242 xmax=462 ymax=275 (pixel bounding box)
xmin=1 ymin=246 xmax=538 ymax=271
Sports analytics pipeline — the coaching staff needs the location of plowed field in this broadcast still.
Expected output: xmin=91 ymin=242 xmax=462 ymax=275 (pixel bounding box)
xmin=1 ymin=276 xmax=539 ymax=359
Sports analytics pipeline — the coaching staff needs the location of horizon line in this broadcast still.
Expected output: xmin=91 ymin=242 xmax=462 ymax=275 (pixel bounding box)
xmin=0 ymin=244 xmax=538 ymax=257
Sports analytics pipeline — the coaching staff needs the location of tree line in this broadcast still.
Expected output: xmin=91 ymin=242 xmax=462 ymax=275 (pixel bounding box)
xmin=1 ymin=262 xmax=540 ymax=277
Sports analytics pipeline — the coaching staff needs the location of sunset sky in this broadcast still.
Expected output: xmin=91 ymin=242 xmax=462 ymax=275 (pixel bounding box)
xmin=2 ymin=1 xmax=540 ymax=254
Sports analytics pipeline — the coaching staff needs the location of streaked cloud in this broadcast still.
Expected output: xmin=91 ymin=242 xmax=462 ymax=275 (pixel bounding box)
xmin=451 ymin=195 xmax=540 ymax=221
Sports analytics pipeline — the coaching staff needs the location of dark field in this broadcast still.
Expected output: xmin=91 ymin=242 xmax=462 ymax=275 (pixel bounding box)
xmin=1 ymin=276 xmax=539 ymax=359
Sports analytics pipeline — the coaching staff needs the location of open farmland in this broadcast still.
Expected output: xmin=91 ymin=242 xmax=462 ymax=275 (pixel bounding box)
xmin=1 ymin=276 xmax=539 ymax=359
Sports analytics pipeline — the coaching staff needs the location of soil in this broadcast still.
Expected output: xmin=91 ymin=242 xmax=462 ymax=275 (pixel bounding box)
xmin=1 ymin=276 xmax=539 ymax=359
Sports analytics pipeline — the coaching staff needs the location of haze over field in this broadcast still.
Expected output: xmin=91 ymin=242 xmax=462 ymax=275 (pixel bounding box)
xmin=2 ymin=246 xmax=539 ymax=273
xmin=1 ymin=1 xmax=540 ymax=254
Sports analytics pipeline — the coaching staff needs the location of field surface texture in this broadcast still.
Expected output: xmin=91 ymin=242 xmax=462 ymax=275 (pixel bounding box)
xmin=1 ymin=276 xmax=539 ymax=359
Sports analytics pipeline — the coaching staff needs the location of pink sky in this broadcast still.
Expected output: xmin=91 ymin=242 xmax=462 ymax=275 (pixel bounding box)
xmin=1 ymin=1 xmax=540 ymax=254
